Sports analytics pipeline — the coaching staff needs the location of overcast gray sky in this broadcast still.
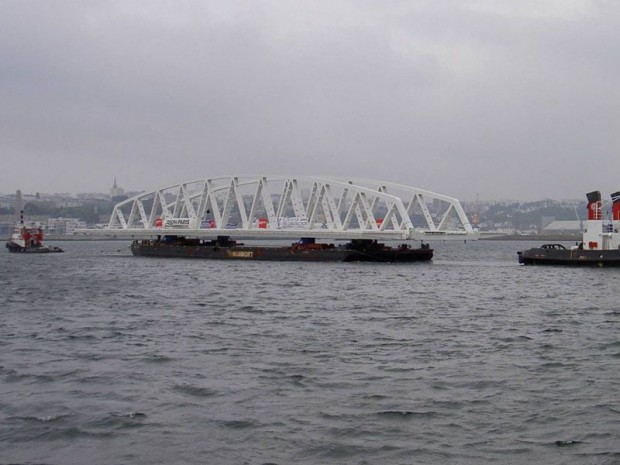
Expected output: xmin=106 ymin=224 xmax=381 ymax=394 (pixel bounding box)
xmin=1 ymin=0 xmax=619 ymax=201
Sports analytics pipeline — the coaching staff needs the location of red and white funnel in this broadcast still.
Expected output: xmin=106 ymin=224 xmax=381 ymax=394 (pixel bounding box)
xmin=612 ymin=191 xmax=620 ymax=221
xmin=586 ymin=191 xmax=602 ymax=220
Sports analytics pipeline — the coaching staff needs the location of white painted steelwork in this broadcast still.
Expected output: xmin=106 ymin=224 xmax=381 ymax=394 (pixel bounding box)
xmin=80 ymin=176 xmax=476 ymax=240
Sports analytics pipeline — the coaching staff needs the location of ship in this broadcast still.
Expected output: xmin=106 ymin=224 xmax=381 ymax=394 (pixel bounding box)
xmin=130 ymin=236 xmax=433 ymax=263
xmin=518 ymin=191 xmax=620 ymax=266
xmin=6 ymin=214 xmax=64 ymax=254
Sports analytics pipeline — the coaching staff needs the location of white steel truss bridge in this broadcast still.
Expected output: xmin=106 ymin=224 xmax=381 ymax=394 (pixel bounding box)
xmin=81 ymin=176 xmax=477 ymax=241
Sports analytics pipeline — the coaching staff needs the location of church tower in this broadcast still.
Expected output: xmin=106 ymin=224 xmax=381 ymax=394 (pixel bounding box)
xmin=110 ymin=178 xmax=124 ymax=197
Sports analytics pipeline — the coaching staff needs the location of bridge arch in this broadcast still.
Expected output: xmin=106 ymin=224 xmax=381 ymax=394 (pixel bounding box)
xmin=103 ymin=176 xmax=476 ymax=240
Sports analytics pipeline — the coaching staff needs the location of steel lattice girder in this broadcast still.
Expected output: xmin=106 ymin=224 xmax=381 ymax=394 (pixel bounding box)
xmin=96 ymin=176 xmax=475 ymax=240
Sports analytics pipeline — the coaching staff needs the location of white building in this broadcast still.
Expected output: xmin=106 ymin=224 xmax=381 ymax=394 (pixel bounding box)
xmin=48 ymin=217 xmax=87 ymax=235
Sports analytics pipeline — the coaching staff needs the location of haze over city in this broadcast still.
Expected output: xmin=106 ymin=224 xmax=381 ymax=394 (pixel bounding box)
xmin=2 ymin=0 xmax=619 ymax=201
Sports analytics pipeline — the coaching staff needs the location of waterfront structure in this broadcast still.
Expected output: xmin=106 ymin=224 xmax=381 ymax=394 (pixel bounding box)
xmin=15 ymin=190 xmax=22 ymax=224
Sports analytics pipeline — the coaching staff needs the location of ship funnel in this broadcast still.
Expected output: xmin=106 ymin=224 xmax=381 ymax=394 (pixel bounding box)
xmin=586 ymin=191 xmax=602 ymax=220
xmin=612 ymin=191 xmax=620 ymax=221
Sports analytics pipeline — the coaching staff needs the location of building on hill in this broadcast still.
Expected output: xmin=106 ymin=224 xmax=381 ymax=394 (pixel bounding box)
xmin=48 ymin=217 xmax=87 ymax=235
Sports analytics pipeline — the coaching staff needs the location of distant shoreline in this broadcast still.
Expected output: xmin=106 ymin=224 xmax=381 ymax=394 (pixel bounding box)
xmin=35 ymin=233 xmax=583 ymax=242
xmin=479 ymin=233 xmax=580 ymax=242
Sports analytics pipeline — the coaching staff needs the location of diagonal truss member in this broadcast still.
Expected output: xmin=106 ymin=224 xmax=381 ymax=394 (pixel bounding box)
xmin=101 ymin=176 xmax=476 ymax=240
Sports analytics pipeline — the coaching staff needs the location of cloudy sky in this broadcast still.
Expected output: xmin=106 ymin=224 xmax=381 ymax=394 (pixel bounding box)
xmin=1 ymin=0 xmax=619 ymax=201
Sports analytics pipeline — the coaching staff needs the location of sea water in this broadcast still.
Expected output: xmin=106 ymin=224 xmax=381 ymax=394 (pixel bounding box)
xmin=0 ymin=240 xmax=618 ymax=465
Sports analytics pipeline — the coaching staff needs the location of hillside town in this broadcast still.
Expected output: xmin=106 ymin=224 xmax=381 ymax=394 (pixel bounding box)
xmin=0 ymin=179 xmax=139 ymax=237
xmin=0 ymin=179 xmax=589 ymax=238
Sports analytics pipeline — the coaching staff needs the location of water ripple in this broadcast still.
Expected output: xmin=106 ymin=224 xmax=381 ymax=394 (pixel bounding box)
xmin=1 ymin=240 xmax=618 ymax=464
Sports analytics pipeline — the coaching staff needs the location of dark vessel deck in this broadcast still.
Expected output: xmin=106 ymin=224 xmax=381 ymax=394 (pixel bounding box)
xmin=518 ymin=244 xmax=620 ymax=267
xmin=131 ymin=236 xmax=433 ymax=263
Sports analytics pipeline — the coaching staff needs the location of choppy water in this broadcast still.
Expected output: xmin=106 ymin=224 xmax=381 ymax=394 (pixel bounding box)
xmin=1 ymin=240 xmax=618 ymax=465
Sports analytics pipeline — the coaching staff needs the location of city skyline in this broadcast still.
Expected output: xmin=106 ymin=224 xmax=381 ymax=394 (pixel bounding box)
xmin=0 ymin=178 xmax=610 ymax=204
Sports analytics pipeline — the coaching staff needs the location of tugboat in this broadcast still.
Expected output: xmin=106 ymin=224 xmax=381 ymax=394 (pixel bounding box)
xmin=5 ymin=212 xmax=64 ymax=254
xmin=518 ymin=191 xmax=620 ymax=266
xmin=131 ymin=236 xmax=433 ymax=263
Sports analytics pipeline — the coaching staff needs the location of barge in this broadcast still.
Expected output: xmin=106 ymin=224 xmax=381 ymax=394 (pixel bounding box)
xmin=518 ymin=190 xmax=620 ymax=266
xmin=131 ymin=236 xmax=433 ymax=263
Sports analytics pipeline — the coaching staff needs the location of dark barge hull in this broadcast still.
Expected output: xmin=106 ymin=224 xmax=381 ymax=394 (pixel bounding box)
xmin=518 ymin=247 xmax=620 ymax=266
xmin=131 ymin=239 xmax=433 ymax=263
